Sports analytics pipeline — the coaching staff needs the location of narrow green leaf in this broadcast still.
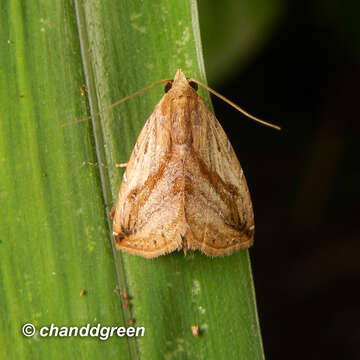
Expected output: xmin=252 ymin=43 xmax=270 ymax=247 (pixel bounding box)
xmin=0 ymin=0 xmax=264 ymax=359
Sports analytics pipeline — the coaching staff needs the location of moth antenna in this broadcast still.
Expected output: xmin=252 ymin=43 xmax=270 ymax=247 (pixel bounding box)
xmin=62 ymin=79 xmax=171 ymax=127
xmin=188 ymin=78 xmax=281 ymax=131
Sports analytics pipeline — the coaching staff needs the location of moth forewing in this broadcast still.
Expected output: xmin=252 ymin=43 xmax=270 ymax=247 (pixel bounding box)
xmin=112 ymin=69 xmax=254 ymax=258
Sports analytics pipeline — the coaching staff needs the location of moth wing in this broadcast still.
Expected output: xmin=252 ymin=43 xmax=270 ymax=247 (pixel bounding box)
xmin=184 ymin=98 xmax=254 ymax=256
xmin=112 ymin=100 xmax=186 ymax=258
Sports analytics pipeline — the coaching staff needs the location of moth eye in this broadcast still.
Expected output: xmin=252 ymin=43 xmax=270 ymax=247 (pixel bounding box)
xmin=164 ymin=81 xmax=173 ymax=93
xmin=189 ymin=81 xmax=198 ymax=92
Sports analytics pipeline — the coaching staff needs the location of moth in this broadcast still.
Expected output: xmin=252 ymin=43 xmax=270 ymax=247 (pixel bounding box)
xmin=64 ymin=69 xmax=279 ymax=258
xmin=111 ymin=69 xmax=275 ymax=258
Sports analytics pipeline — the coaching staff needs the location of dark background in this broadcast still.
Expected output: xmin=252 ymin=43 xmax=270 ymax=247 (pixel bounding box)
xmin=201 ymin=1 xmax=359 ymax=358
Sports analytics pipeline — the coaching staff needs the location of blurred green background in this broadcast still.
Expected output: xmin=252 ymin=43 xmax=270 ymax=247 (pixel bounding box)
xmin=199 ymin=0 xmax=359 ymax=358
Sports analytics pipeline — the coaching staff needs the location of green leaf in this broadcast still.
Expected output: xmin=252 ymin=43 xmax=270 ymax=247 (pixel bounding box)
xmin=0 ymin=0 xmax=264 ymax=359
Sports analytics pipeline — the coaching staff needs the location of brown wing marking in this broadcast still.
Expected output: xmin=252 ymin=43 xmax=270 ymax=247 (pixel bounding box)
xmin=113 ymin=101 xmax=187 ymax=258
xmin=184 ymin=100 xmax=254 ymax=256
xmin=114 ymin=156 xmax=188 ymax=258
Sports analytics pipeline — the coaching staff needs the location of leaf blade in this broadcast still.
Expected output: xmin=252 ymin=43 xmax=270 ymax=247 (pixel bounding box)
xmin=0 ymin=0 xmax=264 ymax=358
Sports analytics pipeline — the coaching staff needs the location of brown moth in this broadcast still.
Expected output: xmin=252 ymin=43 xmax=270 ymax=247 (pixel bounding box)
xmin=111 ymin=69 xmax=255 ymax=258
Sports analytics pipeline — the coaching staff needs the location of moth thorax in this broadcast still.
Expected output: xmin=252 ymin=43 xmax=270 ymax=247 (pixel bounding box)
xmin=172 ymin=113 xmax=193 ymax=145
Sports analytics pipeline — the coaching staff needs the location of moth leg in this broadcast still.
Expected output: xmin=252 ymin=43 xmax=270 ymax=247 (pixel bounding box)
xmin=115 ymin=162 xmax=128 ymax=168
xmin=109 ymin=206 xmax=116 ymax=220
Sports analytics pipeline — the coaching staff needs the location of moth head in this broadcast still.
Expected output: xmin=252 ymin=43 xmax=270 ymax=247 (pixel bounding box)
xmin=164 ymin=79 xmax=198 ymax=93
